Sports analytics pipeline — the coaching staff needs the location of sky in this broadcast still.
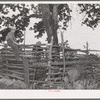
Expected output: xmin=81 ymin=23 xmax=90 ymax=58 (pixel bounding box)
xmin=24 ymin=4 xmax=100 ymax=55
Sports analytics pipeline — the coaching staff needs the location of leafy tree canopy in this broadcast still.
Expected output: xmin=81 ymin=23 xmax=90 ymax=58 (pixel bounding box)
xmin=78 ymin=4 xmax=100 ymax=29
xmin=0 ymin=4 xmax=72 ymax=43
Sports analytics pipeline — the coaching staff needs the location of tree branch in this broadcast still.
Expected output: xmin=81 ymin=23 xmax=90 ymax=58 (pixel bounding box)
xmin=28 ymin=14 xmax=42 ymax=19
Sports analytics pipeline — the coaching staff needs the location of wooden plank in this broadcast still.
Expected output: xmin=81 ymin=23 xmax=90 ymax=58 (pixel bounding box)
xmin=47 ymin=72 xmax=63 ymax=75
xmin=32 ymin=46 xmax=46 ymax=49
xmin=51 ymin=60 xmax=100 ymax=66
xmin=1 ymin=50 xmax=48 ymax=55
xmin=2 ymin=54 xmax=21 ymax=57
xmin=35 ymin=50 xmax=46 ymax=54
xmin=47 ymin=77 xmax=62 ymax=81
xmin=1 ymin=49 xmax=47 ymax=54
xmin=10 ymin=64 xmax=24 ymax=67
xmin=47 ymin=66 xmax=60 ymax=70
xmin=53 ymin=82 xmax=65 ymax=84
xmin=3 ymin=64 xmax=24 ymax=69
xmin=21 ymin=51 xmax=48 ymax=54
xmin=30 ymin=80 xmax=45 ymax=83
xmin=23 ymin=58 xmax=30 ymax=87
xmin=29 ymin=59 xmax=50 ymax=63
xmin=64 ymin=57 xmax=89 ymax=60
xmin=0 ymin=73 xmax=24 ymax=81
xmin=64 ymin=48 xmax=100 ymax=52
xmin=2 ymin=69 xmax=24 ymax=76
xmin=4 ymin=58 xmax=23 ymax=62
xmin=20 ymin=50 xmax=47 ymax=53
xmin=20 ymin=44 xmax=46 ymax=46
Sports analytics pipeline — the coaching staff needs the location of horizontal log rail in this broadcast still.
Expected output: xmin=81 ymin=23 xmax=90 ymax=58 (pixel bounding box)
xmin=2 ymin=69 xmax=24 ymax=76
xmin=51 ymin=60 xmax=100 ymax=66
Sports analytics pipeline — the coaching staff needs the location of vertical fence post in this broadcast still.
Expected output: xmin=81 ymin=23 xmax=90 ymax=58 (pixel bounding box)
xmin=47 ymin=37 xmax=53 ymax=81
xmin=86 ymin=41 xmax=89 ymax=55
xmin=5 ymin=44 xmax=8 ymax=73
xmin=61 ymin=31 xmax=66 ymax=77
xmin=24 ymin=30 xmax=26 ymax=55
xmin=23 ymin=58 xmax=30 ymax=88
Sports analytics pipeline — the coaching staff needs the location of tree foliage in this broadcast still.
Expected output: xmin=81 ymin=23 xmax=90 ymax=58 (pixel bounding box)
xmin=0 ymin=4 xmax=71 ymax=44
xmin=78 ymin=4 xmax=100 ymax=29
xmin=0 ymin=4 xmax=41 ymax=43
xmin=34 ymin=4 xmax=71 ymax=38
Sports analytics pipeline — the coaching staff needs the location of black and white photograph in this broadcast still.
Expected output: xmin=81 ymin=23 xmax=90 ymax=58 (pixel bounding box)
xmin=0 ymin=1 xmax=100 ymax=91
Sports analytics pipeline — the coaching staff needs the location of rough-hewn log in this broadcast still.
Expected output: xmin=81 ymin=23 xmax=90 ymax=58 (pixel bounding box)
xmin=23 ymin=58 xmax=30 ymax=87
xmin=51 ymin=60 xmax=100 ymax=66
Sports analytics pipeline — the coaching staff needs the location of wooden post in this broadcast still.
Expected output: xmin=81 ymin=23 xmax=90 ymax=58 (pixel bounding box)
xmin=61 ymin=31 xmax=66 ymax=77
xmin=33 ymin=67 xmax=36 ymax=80
xmin=5 ymin=44 xmax=8 ymax=73
xmin=24 ymin=31 xmax=26 ymax=54
xmin=23 ymin=58 xmax=30 ymax=88
xmin=35 ymin=45 xmax=37 ymax=61
xmin=47 ymin=37 xmax=53 ymax=81
xmin=86 ymin=41 xmax=89 ymax=55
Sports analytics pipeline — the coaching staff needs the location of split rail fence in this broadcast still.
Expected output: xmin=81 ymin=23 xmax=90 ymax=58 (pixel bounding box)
xmin=0 ymin=42 xmax=100 ymax=89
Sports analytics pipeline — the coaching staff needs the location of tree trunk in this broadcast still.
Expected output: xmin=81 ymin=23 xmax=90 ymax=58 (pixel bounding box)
xmin=39 ymin=4 xmax=52 ymax=43
xmin=39 ymin=4 xmax=59 ymax=45
xmin=52 ymin=4 xmax=59 ymax=45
